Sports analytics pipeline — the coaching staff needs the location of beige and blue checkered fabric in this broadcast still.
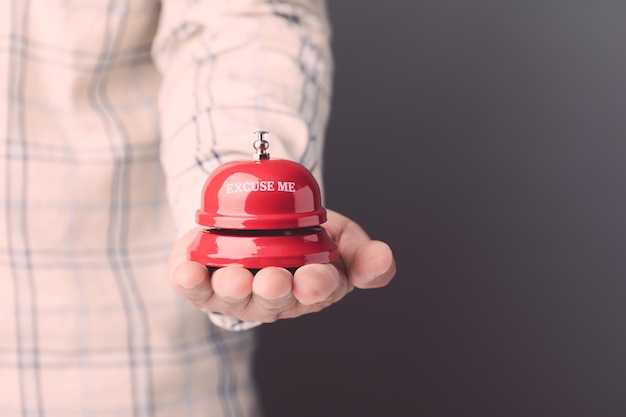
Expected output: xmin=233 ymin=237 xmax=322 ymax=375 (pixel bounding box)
xmin=0 ymin=0 xmax=333 ymax=415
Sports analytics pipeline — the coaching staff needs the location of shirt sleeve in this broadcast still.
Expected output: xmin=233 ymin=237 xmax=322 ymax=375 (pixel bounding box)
xmin=151 ymin=0 xmax=333 ymax=331
xmin=151 ymin=0 xmax=334 ymax=236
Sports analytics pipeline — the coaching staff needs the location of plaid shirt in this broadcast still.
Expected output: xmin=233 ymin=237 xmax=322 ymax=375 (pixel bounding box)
xmin=0 ymin=0 xmax=332 ymax=416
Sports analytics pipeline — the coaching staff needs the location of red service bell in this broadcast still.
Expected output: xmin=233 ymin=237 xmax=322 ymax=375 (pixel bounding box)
xmin=187 ymin=131 xmax=339 ymax=269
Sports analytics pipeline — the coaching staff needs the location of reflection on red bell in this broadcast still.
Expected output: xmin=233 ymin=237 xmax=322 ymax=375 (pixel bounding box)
xmin=188 ymin=131 xmax=339 ymax=269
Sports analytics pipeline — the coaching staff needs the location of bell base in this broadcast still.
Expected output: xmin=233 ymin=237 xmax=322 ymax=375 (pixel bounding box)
xmin=188 ymin=226 xmax=339 ymax=269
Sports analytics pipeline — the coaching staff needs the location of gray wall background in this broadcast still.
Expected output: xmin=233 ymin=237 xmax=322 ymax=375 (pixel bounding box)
xmin=255 ymin=2 xmax=626 ymax=416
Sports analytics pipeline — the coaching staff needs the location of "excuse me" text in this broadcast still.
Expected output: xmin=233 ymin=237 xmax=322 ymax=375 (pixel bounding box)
xmin=225 ymin=181 xmax=296 ymax=194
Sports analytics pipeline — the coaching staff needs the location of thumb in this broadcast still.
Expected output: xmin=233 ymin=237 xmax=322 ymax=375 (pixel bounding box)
xmin=324 ymin=210 xmax=396 ymax=288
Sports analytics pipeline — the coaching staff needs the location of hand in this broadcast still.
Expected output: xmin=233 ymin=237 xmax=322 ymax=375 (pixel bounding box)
xmin=169 ymin=209 xmax=396 ymax=323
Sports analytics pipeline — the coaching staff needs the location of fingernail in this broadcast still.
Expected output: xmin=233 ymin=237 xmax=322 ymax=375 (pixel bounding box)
xmin=220 ymin=296 xmax=249 ymax=305
xmin=177 ymin=277 xmax=204 ymax=290
xmin=259 ymin=292 xmax=291 ymax=302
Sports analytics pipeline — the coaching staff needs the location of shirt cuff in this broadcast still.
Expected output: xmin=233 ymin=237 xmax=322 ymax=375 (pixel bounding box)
xmin=207 ymin=312 xmax=262 ymax=331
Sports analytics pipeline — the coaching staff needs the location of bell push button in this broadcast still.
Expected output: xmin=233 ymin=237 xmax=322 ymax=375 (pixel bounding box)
xmin=187 ymin=131 xmax=339 ymax=269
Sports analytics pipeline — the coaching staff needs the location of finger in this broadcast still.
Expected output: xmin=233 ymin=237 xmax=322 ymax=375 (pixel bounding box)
xmin=252 ymin=267 xmax=294 ymax=301
xmin=293 ymin=263 xmax=347 ymax=306
xmin=172 ymin=261 xmax=213 ymax=307
xmin=211 ymin=266 xmax=254 ymax=302
xmin=250 ymin=267 xmax=298 ymax=321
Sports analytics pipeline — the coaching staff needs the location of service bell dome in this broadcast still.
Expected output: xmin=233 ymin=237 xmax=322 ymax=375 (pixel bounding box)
xmin=195 ymin=135 xmax=326 ymax=230
xmin=188 ymin=131 xmax=338 ymax=269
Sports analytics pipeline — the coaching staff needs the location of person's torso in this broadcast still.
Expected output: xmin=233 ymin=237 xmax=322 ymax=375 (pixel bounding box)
xmin=0 ymin=2 xmax=258 ymax=416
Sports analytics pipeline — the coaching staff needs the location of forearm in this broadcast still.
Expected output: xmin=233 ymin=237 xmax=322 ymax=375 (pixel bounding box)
xmin=152 ymin=0 xmax=334 ymax=235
